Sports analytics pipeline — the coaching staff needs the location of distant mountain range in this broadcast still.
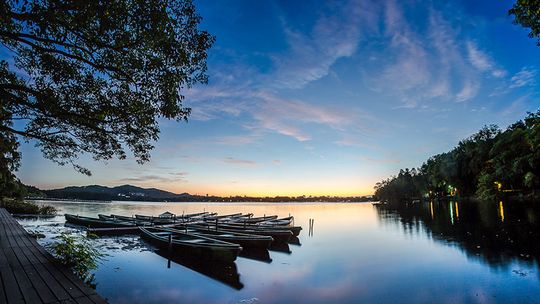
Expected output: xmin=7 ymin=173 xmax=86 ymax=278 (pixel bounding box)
xmin=42 ymin=184 xmax=197 ymax=201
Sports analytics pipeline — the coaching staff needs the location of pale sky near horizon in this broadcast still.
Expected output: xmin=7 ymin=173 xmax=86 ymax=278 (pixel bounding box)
xmin=12 ymin=0 xmax=540 ymax=196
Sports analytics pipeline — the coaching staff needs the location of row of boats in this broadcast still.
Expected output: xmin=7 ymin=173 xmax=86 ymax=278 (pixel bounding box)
xmin=64 ymin=211 xmax=302 ymax=262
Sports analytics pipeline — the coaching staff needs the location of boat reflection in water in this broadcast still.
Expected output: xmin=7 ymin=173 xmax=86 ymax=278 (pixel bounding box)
xmin=269 ymin=240 xmax=291 ymax=254
xmin=153 ymin=248 xmax=244 ymax=290
xmin=239 ymin=248 xmax=272 ymax=263
xmin=287 ymin=235 xmax=301 ymax=246
xmin=375 ymin=200 xmax=540 ymax=272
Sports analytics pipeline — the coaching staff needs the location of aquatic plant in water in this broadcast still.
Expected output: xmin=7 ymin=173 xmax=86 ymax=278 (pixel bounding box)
xmin=49 ymin=232 xmax=104 ymax=287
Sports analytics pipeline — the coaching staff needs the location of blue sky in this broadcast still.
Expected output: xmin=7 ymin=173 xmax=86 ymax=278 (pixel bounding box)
xmin=14 ymin=0 xmax=540 ymax=196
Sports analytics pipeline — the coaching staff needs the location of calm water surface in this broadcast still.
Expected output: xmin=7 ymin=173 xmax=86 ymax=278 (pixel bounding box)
xmin=17 ymin=201 xmax=540 ymax=303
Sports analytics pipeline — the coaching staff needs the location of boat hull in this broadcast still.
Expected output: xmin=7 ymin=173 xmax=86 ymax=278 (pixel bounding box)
xmin=65 ymin=214 xmax=135 ymax=228
xmin=139 ymin=227 xmax=242 ymax=262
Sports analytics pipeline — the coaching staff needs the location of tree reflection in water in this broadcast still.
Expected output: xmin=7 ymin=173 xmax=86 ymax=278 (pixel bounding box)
xmin=375 ymin=201 xmax=540 ymax=278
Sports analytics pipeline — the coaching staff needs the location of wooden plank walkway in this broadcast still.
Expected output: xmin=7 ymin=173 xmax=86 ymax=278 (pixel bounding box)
xmin=0 ymin=208 xmax=107 ymax=303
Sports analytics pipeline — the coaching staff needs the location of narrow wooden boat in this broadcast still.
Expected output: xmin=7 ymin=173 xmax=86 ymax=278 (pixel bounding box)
xmin=202 ymin=221 xmax=302 ymax=237
xmin=179 ymin=211 xmax=212 ymax=218
xmin=203 ymin=213 xmax=253 ymax=222
xmin=260 ymin=216 xmax=294 ymax=226
xmin=87 ymin=226 xmax=141 ymax=236
xmin=98 ymin=214 xmax=154 ymax=226
xmin=189 ymin=223 xmax=293 ymax=242
xmin=134 ymin=212 xmax=217 ymax=224
xmin=108 ymin=214 xmax=153 ymax=224
xmin=108 ymin=214 xmax=137 ymax=221
xmin=175 ymin=225 xmax=273 ymax=249
xmin=238 ymin=215 xmax=278 ymax=223
xmin=228 ymin=216 xmax=294 ymax=226
xmin=258 ymin=224 xmax=302 ymax=236
xmin=201 ymin=213 xmax=244 ymax=220
xmin=135 ymin=214 xmax=176 ymax=224
xmin=139 ymin=227 xmax=242 ymax=262
xmin=65 ymin=214 xmax=135 ymax=228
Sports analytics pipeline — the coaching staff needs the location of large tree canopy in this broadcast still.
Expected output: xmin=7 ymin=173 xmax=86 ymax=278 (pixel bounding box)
xmin=0 ymin=0 xmax=214 ymax=183
xmin=509 ymin=0 xmax=540 ymax=45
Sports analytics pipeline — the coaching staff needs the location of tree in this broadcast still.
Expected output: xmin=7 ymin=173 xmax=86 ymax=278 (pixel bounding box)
xmin=509 ymin=0 xmax=540 ymax=45
xmin=0 ymin=0 xmax=214 ymax=187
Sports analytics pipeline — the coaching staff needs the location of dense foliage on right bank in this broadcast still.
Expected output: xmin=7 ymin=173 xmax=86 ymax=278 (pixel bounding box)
xmin=374 ymin=110 xmax=540 ymax=204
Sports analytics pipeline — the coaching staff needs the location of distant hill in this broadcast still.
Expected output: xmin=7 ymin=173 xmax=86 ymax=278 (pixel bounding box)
xmin=43 ymin=184 xmax=195 ymax=201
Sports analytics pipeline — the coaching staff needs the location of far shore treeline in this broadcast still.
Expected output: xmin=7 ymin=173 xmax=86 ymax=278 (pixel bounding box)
xmin=374 ymin=110 xmax=540 ymax=205
xmin=26 ymin=184 xmax=373 ymax=203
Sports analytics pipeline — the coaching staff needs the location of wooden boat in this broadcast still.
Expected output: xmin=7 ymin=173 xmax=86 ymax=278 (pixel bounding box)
xmin=228 ymin=216 xmax=294 ymax=226
xmin=98 ymin=214 xmax=155 ymax=226
xmin=107 ymin=214 xmax=137 ymax=221
xmin=65 ymin=214 xmax=135 ymax=228
xmin=200 ymin=213 xmax=244 ymax=220
xmin=87 ymin=226 xmax=141 ymax=236
xmin=189 ymin=223 xmax=293 ymax=242
xmin=175 ymin=225 xmax=273 ymax=249
xmin=237 ymin=215 xmax=278 ymax=223
xmin=134 ymin=212 xmax=217 ymax=224
xmin=260 ymin=216 xmax=294 ymax=226
xmin=202 ymin=221 xmax=302 ymax=237
xmin=139 ymin=227 xmax=242 ymax=262
xmin=177 ymin=211 xmax=212 ymax=218
xmin=258 ymin=224 xmax=302 ymax=236
xmin=135 ymin=214 xmax=177 ymax=224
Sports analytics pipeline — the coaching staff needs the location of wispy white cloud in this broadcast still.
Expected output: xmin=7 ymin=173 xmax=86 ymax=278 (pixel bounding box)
xmin=510 ymin=67 xmax=536 ymax=88
xmin=466 ymin=41 xmax=506 ymax=78
xmin=272 ymin=0 xmax=377 ymax=89
xmin=223 ymin=157 xmax=257 ymax=167
xmin=367 ymin=1 xmax=511 ymax=106
xmin=250 ymin=91 xmax=362 ymax=141
xmin=456 ymin=81 xmax=479 ymax=102
xmin=185 ymin=87 xmax=372 ymax=142
xmin=118 ymin=172 xmax=188 ymax=184
xmin=213 ymin=134 xmax=261 ymax=146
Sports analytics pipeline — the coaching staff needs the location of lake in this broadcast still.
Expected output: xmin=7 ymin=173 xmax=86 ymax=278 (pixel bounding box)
xmin=18 ymin=200 xmax=540 ymax=303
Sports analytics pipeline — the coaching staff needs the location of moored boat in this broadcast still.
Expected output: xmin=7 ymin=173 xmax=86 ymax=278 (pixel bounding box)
xmin=175 ymin=225 xmax=273 ymax=249
xmin=201 ymin=221 xmax=302 ymax=237
xmin=201 ymin=213 xmax=245 ymax=220
xmin=237 ymin=215 xmax=278 ymax=223
xmin=87 ymin=226 xmax=141 ymax=236
xmin=259 ymin=216 xmax=295 ymax=226
xmin=65 ymin=214 xmax=135 ymax=228
xmin=139 ymin=227 xmax=242 ymax=262
xmin=189 ymin=223 xmax=293 ymax=242
xmin=135 ymin=214 xmax=177 ymax=224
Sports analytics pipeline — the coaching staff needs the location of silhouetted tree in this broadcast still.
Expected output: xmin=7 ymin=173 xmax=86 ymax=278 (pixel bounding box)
xmin=0 ymin=0 xmax=214 ymax=197
xmin=509 ymin=0 xmax=540 ymax=45
xmin=375 ymin=111 xmax=540 ymax=203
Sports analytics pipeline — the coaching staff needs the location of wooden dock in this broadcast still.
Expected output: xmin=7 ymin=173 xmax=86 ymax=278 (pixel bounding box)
xmin=0 ymin=208 xmax=106 ymax=303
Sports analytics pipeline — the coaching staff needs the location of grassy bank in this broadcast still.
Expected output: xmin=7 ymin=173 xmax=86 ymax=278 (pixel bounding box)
xmin=0 ymin=198 xmax=57 ymax=215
